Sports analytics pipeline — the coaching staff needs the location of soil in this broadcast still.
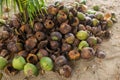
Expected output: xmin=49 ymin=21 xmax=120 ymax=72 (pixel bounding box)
xmin=1 ymin=0 xmax=120 ymax=80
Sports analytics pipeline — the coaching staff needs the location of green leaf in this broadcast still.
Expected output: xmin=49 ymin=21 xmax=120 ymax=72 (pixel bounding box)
xmin=0 ymin=0 xmax=4 ymax=18
xmin=0 ymin=0 xmax=47 ymax=23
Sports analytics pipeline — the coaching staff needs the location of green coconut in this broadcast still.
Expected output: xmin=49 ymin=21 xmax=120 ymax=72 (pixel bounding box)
xmin=40 ymin=57 xmax=53 ymax=71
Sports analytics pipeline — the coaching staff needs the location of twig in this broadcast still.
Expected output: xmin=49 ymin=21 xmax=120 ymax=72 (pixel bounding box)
xmin=105 ymin=53 xmax=120 ymax=60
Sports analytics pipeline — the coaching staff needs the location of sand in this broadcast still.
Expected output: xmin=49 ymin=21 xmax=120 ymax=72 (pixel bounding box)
xmin=1 ymin=0 xmax=120 ymax=80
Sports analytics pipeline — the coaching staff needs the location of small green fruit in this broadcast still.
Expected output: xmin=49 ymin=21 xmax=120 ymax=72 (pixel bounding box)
xmin=107 ymin=19 xmax=113 ymax=28
xmin=65 ymin=33 xmax=75 ymax=44
xmin=95 ymin=12 xmax=104 ymax=20
xmin=40 ymin=57 xmax=53 ymax=71
xmin=111 ymin=13 xmax=117 ymax=23
xmin=0 ymin=19 xmax=5 ymax=25
xmin=87 ymin=10 xmax=96 ymax=14
xmin=92 ymin=18 xmax=99 ymax=26
xmin=12 ymin=56 xmax=26 ymax=70
xmin=62 ymin=7 xmax=69 ymax=14
xmin=93 ymin=5 xmax=100 ymax=11
xmin=24 ymin=63 xmax=38 ymax=76
xmin=51 ymin=32 xmax=62 ymax=41
xmin=77 ymin=12 xmax=85 ymax=21
xmin=69 ymin=12 xmax=74 ymax=20
xmin=0 ymin=57 xmax=7 ymax=70
xmin=80 ymin=0 xmax=87 ymax=5
xmin=78 ymin=41 xmax=89 ymax=50
xmin=76 ymin=30 xmax=89 ymax=40
xmin=87 ymin=36 xmax=97 ymax=46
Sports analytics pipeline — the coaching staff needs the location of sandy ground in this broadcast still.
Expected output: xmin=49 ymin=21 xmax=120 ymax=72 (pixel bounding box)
xmin=1 ymin=0 xmax=120 ymax=80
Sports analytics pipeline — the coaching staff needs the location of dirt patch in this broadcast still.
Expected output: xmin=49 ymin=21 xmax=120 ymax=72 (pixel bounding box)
xmin=1 ymin=0 xmax=120 ymax=80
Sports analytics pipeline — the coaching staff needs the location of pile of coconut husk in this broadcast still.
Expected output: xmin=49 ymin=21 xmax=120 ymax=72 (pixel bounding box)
xmin=0 ymin=1 xmax=117 ymax=78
